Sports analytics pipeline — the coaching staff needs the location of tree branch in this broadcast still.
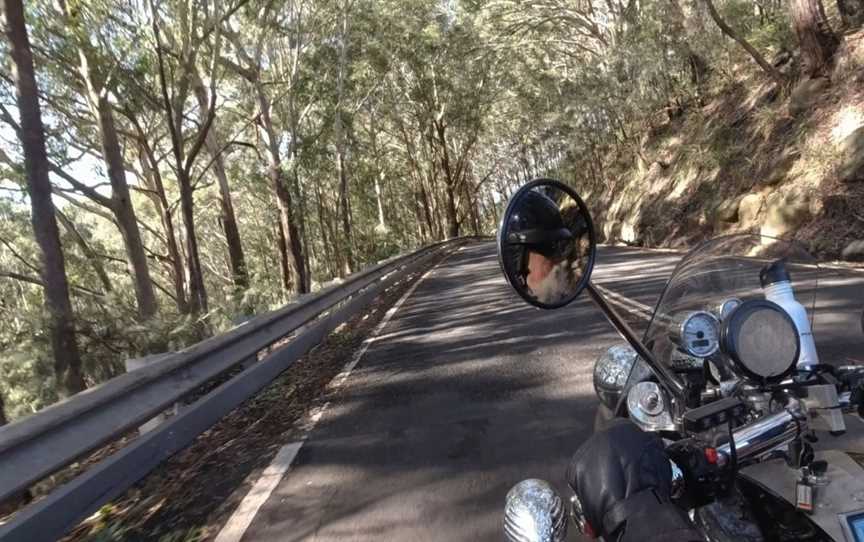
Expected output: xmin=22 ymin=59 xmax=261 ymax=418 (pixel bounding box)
xmin=0 ymin=270 xmax=105 ymax=298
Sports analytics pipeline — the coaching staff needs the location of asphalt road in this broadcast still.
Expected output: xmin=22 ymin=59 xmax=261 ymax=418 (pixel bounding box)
xmin=238 ymin=241 xmax=864 ymax=542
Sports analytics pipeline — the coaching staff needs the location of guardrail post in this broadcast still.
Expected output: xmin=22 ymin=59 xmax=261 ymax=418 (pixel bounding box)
xmin=124 ymin=353 xmax=177 ymax=434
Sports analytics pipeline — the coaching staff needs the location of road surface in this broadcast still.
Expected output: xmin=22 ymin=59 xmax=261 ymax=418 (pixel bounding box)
xmin=231 ymin=241 xmax=864 ymax=541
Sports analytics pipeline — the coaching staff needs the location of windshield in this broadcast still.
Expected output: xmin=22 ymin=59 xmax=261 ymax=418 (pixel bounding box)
xmin=627 ymin=235 xmax=822 ymax=387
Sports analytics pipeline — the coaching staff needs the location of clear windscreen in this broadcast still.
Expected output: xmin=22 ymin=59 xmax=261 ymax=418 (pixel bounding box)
xmin=627 ymin=235 xmax=823 ymax=387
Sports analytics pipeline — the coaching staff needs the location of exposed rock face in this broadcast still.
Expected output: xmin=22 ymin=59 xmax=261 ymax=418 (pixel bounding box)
xmin=760 ymin=190 xmax=813 ymax=238
xmin=738 ymin=193 xmax=764 ymax=228
xmin=842 ymin=240 xmax=864 ymax=261
xmin=838 ymin=127 xmax=864 ymax=183
xmin=788 ymin=77 xmax=830 ymax=116
xmin=713 ymin=197 xmax=740 ymax=223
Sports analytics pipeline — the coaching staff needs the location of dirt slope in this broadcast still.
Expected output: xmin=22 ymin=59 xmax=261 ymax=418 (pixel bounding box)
xmin=593 ymin=30 xmax=864 ymax=261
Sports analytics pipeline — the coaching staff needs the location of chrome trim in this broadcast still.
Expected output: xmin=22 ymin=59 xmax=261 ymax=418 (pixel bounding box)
xmin=717 ymin=298 xmax=742 ymax=320
xmin=593 ymin=344 xmax=638 ymax=410
xmin=627 ymin=381 xmax=676 ymax=432
xmin=672 ymin=310 xmax=720 ymax=358
xmin=716 ymin=403 xmax=804 ymax=465
xmin=586 ymin=283 xmax=688 ymax=405
xmin=504 ymin=479 xmax=568 ymax=542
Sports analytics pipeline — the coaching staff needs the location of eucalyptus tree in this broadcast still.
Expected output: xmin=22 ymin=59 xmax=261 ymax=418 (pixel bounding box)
xmin=791 ymin=0 xmax=839 ymax=77
xmin=703 ymin=0 xmax=785 ymax=84
xmin=146 ymin=0 xmax=232 ymax=314
xmin=190 ymin=68 xmax=249 ymax=293
xmin=221 ymin=0 xmax=315 ymax=294
xmin=4 ymin=0 xmax=85 ymax=394
xmin=377 ymin=0 xmax=503 ymax=238
xmin=0 ymin=0 xmax=161 ymax=320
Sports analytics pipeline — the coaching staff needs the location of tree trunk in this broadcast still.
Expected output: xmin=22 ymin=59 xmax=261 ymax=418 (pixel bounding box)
xmin=337 ymin=151 xmax=354 ymax=274
xmin=150 ymin=9 xmax=210 ymax=316
xmin=137 ymin=144 xmax=187 ymax=313
xmin=258 ymin=89 xmax=307 ymax=294
xmin=276 ymin=217 xmax=291 ymax=292
xmin=434 ymin=121 xmax=460 ymax=238
xmin=109 ymin=163 xmax=159 ymax=319
xmin=191 ymin=74 xmax=249 ymax=292
xmin=291 ymin=162 xmax=311 ymax=292
xmin=59 ymin=0 xmax=158 ymax=320
xmin=668 ymin=0 xmax=710 ymax=87
xmin=5 ymin=0 xmax=85 ymax=395
xmin=792 ymin=0 xmax=840 ymax=77
xmin=314 ymin=182 xmax=337 ymax=278
xmin=417 ymin=179 xmax=435 ymax=240
xmin=334 ymin=3 xmax=355 ymax=276
xmin=55 ymin=210 xmax=113 ymax=293
xmin=374 ymin=172 xmax=387 ymax=231
xmin=703 ymin=0 xmax=785 ymax=85
xmin=177 ymin=171 xmax=208 ymax=314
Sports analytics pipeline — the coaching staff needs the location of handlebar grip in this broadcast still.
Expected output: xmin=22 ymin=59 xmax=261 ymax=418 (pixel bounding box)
xmin=715 ymin=407 xmax=802 ymax=465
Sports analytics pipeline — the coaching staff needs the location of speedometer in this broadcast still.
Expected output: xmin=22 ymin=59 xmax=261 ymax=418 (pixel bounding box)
xmin=672 ymin=311 xmax=720 ymax=358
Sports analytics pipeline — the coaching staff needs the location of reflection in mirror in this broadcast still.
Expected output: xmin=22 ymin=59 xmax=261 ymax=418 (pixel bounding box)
xmin=498 ymin=180 xmax=595 ymax=309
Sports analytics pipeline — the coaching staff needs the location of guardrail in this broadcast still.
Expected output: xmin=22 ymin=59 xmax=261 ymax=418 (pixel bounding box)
xmin=0 ymin=237 xmax=478 ymax=541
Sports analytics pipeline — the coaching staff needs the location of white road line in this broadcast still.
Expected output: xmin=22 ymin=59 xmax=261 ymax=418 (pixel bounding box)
xmin=214 ymin=254 xmax=452 ymax=542
xmin=593 ymin=283 xmax=653 ymax=317
xmin=213 ymin=443 xmax=302 ymax=542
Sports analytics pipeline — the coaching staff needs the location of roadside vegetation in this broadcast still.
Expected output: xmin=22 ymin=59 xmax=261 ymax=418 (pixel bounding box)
xmin=1 ymin=0 xmax=862 ymax=441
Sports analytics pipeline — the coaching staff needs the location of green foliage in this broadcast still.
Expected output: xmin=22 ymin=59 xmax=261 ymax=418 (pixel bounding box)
xmin=749 ymin=14 xmax=797 ymax=53
xmin=0 ymin=0 xmax=831 ymax=422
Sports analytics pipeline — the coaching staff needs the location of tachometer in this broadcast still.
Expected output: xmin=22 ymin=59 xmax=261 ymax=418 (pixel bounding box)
xmin=672 ymin=311 xmax=720 ymax=358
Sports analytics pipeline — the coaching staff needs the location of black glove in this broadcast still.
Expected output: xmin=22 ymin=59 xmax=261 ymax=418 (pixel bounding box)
xmin=567 ymin=419 xmax=701 ymax=542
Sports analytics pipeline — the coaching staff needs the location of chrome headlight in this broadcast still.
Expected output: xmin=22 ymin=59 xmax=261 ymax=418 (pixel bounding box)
xmin=593 ymin=344 xmax=638 ymax=409
xmin=503 ymin=479 xmax=568 ymax=542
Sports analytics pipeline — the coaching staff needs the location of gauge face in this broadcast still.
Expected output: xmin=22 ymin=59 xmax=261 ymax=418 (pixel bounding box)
xmin=678 ymin=311 xmax=720 ymax=358
xmin=718 ymin=298 xmax=742 ymax=320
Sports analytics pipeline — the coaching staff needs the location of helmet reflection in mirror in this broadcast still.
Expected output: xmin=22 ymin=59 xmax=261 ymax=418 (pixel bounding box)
xmin=502 ymin=185 xmax=592 ymax=305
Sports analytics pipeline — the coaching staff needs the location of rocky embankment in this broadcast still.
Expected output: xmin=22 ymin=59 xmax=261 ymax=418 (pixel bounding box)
xmin=594 ymin=31 xmax=864 ymax=261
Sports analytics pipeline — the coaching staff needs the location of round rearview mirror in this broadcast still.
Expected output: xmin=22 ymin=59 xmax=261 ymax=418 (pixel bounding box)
xmin=497 ymin=178 xmax=596 ymax=309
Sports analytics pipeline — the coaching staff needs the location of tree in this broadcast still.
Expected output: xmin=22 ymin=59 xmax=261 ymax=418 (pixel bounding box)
xmin=334 ymin=0 xmax=356 ymax=274
xmin=148 ymin=0 xmax=225 ymax=314
xmin=223 ymin=7 xmax=309 ymax=294
xmin=54 ymin=0 xmax=159 ymax=320
xmin=667 ymin=0 xmax=710 ymax=89
xmin=791 ymin=0 xmax=840 ymax=77
xmin=191 ymin=69 xmax=249 ymax=293
xmin=4 ymin=0 xmax=85 ymax=394
xmin=703 ymin=0 xmax=785 ymax=85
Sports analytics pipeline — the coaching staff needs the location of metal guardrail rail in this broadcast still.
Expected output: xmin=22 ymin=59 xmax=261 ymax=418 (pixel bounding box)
xmin=0 ymin=237 xmax=478 ymax=541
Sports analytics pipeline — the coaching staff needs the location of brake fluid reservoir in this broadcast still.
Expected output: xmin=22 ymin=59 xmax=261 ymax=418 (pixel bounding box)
xmin=760 ymin=260 xmax=819 ymax=369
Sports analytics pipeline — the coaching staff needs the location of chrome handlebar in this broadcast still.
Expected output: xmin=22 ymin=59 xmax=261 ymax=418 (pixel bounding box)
xmin=715 ymin=402 xmax=804 ymax=466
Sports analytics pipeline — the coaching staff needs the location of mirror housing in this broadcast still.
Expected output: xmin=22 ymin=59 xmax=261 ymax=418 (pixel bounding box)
xmin=497 ymin=178 xmax=597 ymax=309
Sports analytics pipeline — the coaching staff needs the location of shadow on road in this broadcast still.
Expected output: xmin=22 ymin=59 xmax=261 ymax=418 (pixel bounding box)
xmin=242 ymin=241 xmax=864 ymax=542
xmin=242 ymin=241 xmax=613 ymax=542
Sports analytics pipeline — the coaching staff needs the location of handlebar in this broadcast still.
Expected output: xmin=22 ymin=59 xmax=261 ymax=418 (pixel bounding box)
xmin=715 ymin=403 xmax=804 ymax=467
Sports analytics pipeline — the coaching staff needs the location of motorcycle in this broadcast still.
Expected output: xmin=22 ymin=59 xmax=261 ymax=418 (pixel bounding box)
xmin=497 ymin=178 xmax=864 ymax=542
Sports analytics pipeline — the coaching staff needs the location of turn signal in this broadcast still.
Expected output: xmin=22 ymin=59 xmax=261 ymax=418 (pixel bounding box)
xmin=704 ymin=447 xmax=718 ymax=464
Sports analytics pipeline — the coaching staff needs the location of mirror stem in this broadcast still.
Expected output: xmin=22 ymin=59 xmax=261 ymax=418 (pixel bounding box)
xmin=585 ymin=282 xmax=687 ymax=402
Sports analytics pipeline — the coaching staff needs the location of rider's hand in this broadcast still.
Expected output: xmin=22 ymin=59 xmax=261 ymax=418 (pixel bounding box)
xmin=567 ymin=419 xmax=701 ymax=542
